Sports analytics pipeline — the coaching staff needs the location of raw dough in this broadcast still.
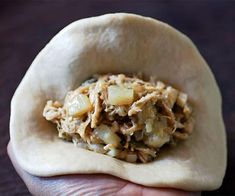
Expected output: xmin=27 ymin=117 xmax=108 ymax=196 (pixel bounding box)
xmin=10 ymin=13 xmax=226 ymax=191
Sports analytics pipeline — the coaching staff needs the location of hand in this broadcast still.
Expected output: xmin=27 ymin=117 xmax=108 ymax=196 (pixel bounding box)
xmin=8 ymin=142 xmax=200 ymax=196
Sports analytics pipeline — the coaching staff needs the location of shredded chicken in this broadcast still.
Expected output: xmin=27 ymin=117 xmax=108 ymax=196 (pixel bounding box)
xmin=128 ymin=92 xmax=159 ymax=116
xmin=43 ymin=74 xmax=194 ymax=163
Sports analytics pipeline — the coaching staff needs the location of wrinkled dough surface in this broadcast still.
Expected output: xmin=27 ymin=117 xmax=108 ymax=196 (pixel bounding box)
xmin=10 ymin=13 xmax=226 ymax=191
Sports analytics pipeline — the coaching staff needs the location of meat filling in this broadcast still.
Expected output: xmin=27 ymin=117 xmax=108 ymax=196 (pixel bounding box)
xmin=43 ymin=74 xmax=194 ymax=163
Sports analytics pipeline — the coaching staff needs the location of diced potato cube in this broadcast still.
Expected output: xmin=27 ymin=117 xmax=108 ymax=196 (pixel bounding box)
xmin=94 ymin=124 xmax=120 ymax=147
xmin=67 ymin=94 xmax=92 ymax=117
xmin=144 ymin=130 xmax=170 ymax=148
xmin=144 ymin=115 xmax=170 ymax=148
xmin=108 ymin=85 xmax=134 ymax=106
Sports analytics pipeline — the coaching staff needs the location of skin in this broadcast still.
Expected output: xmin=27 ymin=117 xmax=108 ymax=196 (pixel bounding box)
xmin=8 ymin=143 xmax=200 ymax=196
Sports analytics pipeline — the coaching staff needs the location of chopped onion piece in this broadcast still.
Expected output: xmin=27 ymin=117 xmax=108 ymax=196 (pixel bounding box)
xmin=156 ymin=81 xmax=165 ymax=90
xmin=164 ymin=86 xmax=178 ymax=108
xmin=177 ymin=92 xmax=188 ymax=107
xmin=88 ymin=144 xmax=106 ymax=154
xmin=145 ymin=119 xmax=154 ymax=133
xmin=108 ymin=85 xmax=134 ymax=106
xmin=107 ymin=148 xmax=120 ymax=157
xmin=183 ymin=104 xmax=192 ymax=117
